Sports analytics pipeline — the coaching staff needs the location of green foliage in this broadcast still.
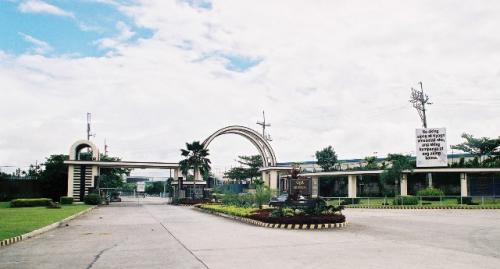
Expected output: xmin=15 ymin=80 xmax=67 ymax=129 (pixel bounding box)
xmin=254 ymin=185 xmax=272 ymax=209
xmin=38 ymin=154 xmax=69 ymax=201
xmin=59 ymin=196 xmax=74 ymax=205
xmin=10 ymin=198 xmax=52 ymax=207
xmin=180 ymin=141 xmax=211 ymax=177
xmin=84 ymin=193 xmax=101 ymax=205
xmin=199 ymin=204 xmax=257 ymax=217
xmin=121 ymin=183 xmax=137 ymax=192
xmin=417 ymin=187 xmax=444 ymax=197
xmin=380 ymin=154 xmax=414 ymax=186
xmin=392 ymin=196 xmax=419 ymax=205
xmin=224 ymin=155 xmax=263 ymax=184
xmin=271 ymin=207 xmax=295 ymax=218
xmin=99 ymin=154 xmax=130 ymax=189
xmin=224 ymin=167 xmax=248 ymax=183
xmin=364 ymin=156 xmax=379 ymax=170
xmin=315 ymin=146 xmax=338 ymax=171
xmin=145 ymin=181 xmax=164 ymax=194
xmin=451 ymin=133 xmax=500 ymax=158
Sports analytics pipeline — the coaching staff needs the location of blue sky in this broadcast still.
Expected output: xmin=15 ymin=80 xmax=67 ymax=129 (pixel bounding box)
xmin=0 ymin=0 xmax=153 ymax=57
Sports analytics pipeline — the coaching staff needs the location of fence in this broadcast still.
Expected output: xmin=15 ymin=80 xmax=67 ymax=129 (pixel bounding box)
xmin=320 ymin=196 xmax=500 ymax=206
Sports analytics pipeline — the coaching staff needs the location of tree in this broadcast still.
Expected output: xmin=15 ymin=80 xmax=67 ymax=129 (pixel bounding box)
xmin=364 ymin=156 xmax=379 ymax=170
xmin=315 ymin=146 xmax=338 ymax=172
xmin=451 ymin=133 xmax=500 ymax=161
xmin=224 ymin=167 xmax=248 ymax=183
xmin=38 ymin=154 xmax=69 ymax=200
xmin=180 ymin=141 xmax=211 ymax=198
xmin=237 ymin=155 xmax=263 ymax=183
xmin=380 ymin=154 xmax=413 ymax=195
xmin=98 ymin=154 xmax=130 ymax=189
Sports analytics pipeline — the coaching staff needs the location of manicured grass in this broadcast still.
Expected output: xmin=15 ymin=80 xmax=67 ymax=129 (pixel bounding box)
xmin=0 ymin=203 xmax=92 ymax=241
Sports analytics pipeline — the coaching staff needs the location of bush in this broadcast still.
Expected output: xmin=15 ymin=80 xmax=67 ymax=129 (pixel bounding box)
xmin=60 ymin=196 xmax=74 ymax=205
xmin=10 ymin=198 xmax=52 ymax=207
xmin=198 ymin=204 xmax=257 ymax=217
xmin=173 ymin=198 xmax=211 ymax=205
xmin=392 ymin=195 xmax=419 ymax=205
xmin=84 ymin=193 xmax=101 ymax=205
xmin=417 ymin=187 xmax=444 ymax=201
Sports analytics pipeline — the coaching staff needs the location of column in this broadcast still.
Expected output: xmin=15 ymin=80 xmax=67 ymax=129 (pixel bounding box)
xmin=67 ymin=165 xmax=74 ymax=197
xmin=427 ymin=172 xmax=433 ymax=188
xmin=174 ymin=168 xmax=179 ymax=180
xmin=261 ymin=171 xmax=268 ymax=187
xmin=269 ymin=170 xmax=278 ymax=191
xmin=400 ymin=173 xmax=408 ymax=196
xmin=311 ymin=176 xmax=319 ymax=198
xmin=460 ymin=173 xmax=468 ymax=197
xmin=348 ymin=175 xmax=357 ymax=198
xmin=91 ymin=165 xmax=99 ymax=187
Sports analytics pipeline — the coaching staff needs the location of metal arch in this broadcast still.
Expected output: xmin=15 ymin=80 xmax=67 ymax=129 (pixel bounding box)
xmin=202 ymin=125 xmax=277 ymax=167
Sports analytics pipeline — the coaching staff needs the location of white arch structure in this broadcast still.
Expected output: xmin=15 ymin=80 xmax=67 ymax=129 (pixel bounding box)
xmin=202 ymin=125 xmax=277 ymax=167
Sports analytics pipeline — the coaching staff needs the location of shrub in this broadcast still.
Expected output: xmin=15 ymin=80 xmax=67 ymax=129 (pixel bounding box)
xmin=417 ymin=187 xmax=444 ymax=201
xmin=198 ymin=204 xmax=257 ymax=217
xmin=60 ymin=196 xmax=74 ymax=205
xmin=84 ymin=193 xmax=101 ymax=205
xmin=271 ymin=207 xmax=295 ymax=218
xmin=254 ymin=185 xmax=272 ymax=209
xmin=392 ymin=195 xmax=419 ymax=205
xmin=10 ymin=198 xmax=52 ymax=207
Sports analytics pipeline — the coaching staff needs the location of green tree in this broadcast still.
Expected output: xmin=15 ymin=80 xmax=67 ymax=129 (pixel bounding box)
xmin=39 ymin=154 xmax=69 ymax=200
xmin=224 ymin=167 xmax=248 ymax=184
xmin=451 ymin=133 xmax=500 ymax=161
xmin=380 ymin=154 xmax=413 ymax=195
xmin=364 ymin=156 xmax=379 ymax=170
xmin=180 ymin=141 xmax=211 ymax=198
xmin=146 ymin=181 xmax=164 ymax=194
xmin=99 ymin=154 xmax=131 ymax=188
xmin=237 ymin=155 xmax=263 ymax=183
xmin=254 ymin=185 xmax=272 ymax=209
xmin=315 ymin=146 xmax=338 ymax=172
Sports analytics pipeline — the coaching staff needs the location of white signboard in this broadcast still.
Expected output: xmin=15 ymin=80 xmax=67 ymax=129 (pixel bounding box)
xmin=416 ymin=128 xmax=447 ymax=167
xmin=136 ymin=182 xmax=145 ymax=192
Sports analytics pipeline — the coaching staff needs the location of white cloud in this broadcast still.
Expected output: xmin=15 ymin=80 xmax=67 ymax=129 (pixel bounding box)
xmin=2 ymin=0 xmax=500 ymax=176
xmin=18 ymin=0 xmax=74 ymax=18
xmin=18 ymin=32 xmax=53 ymax=54
xmin=94 ymin=21 xmax=135 ymax=50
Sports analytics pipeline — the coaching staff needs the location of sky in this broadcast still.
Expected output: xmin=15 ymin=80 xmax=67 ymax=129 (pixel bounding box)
xmin=1 ymin=0 xmax=499 ymax=177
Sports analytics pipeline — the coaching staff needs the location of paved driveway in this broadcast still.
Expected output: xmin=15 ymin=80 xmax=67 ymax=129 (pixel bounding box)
xmin=1 ymin=198 xmax=499 ymax=269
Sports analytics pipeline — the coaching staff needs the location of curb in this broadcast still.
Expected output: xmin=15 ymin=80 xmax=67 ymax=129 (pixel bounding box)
xmin=346 ymin=205 xmax=500 ymax=210
xmin=193 ymin=207 xmax=347 ymax=230
xmin=0 ymin=205 xmax=97 ymax=248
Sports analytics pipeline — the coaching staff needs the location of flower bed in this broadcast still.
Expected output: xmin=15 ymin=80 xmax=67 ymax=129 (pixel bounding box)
xmin=249 ymin=209 xmax=345 ymax=225
xmin=198 ymin=204 xmax=257 ymax=217
xmin=173 ymin=198 xmax=212 ymax=205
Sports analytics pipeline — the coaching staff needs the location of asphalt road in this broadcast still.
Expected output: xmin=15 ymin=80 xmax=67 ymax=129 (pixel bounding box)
xmin=1 ymin=198 xmax=499 ymax=269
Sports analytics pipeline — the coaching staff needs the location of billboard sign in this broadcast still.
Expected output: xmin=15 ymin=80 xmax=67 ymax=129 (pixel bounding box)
xmin=416 ymin=128 xmax=447 ymax=167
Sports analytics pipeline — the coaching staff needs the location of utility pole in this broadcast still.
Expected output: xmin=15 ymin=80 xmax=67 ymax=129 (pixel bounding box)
xmin=86 ymin=112 xmax=96 ymax=141
xmin=409 ymin=82 xmax=433 ymax=187
xmin=409 ymin=81 xmax=432 ymax=128
xmin=256 ymin=111 xmax=272 ymax=141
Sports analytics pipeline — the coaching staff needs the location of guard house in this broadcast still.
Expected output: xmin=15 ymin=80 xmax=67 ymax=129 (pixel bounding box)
xmin=67 ymin=140 xmax=100 ymax=201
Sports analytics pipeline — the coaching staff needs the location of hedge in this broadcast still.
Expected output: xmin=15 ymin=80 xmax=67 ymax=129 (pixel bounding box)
xmin=392 ymin=195 xmax=419 ymax=205
xmin=10 ymin=198 xmax=52 ymax=207
xmin=84 ymin=193 xmax=101 ymax=205
xmin=60 ymin=196 xmax=74 ymax=205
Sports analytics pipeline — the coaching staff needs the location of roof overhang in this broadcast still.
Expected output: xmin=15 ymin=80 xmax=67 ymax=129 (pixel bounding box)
xmin=64 ymin=160 xmax=179 ymax=169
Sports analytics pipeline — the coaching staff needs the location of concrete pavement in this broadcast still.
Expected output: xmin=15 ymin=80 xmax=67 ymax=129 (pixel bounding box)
xmin=1 ymin=197 xmax=499 ymax=269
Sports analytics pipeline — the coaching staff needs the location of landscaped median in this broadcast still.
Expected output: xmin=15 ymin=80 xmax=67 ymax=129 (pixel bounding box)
xmin=0 ymin=201 xmax=94 ymax=247
xmin=194 ymin=203 xmax=347 ymax=230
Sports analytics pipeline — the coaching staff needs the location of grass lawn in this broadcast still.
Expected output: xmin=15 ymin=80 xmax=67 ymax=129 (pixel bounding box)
xmin=326 ymin=197 xmax=500 ymax=207
xmin=0 ymin=202 xmax=92 ymax=241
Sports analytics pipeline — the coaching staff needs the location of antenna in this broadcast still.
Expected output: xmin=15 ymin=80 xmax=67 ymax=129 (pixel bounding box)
xmin=86 ymin=112 xmax=96 ymax=140
xmin=104 ymin=138 xmax=109 ymax=156
xmin=256 ymin=110 xmax=272 ymax=141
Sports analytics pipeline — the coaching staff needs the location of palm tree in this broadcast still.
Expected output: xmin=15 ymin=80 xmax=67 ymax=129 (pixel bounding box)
xmin=180 ymin=141 xmax=211 ymax=198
